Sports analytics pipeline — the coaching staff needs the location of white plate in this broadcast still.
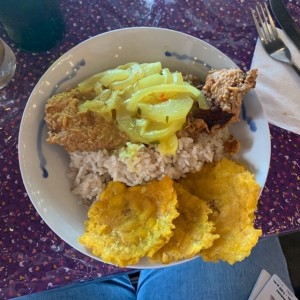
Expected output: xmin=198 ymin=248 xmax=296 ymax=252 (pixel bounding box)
xmin=18 ymin=27 xmax=271 ymax=269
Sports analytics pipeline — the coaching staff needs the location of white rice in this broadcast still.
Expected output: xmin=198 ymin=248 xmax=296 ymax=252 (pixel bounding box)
xmin=68 ymin=128 xmax=232 ymax=206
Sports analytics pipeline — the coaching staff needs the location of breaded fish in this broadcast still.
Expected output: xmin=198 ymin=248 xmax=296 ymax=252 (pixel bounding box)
xmin=44 ymin=89 xmax=128 ymax=152
xmin=179 ymin=69 xmax=257 ymax=138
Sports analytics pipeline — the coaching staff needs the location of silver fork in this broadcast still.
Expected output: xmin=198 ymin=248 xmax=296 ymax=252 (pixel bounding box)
xmin=251 ymin=3 xmax=300 ymax=76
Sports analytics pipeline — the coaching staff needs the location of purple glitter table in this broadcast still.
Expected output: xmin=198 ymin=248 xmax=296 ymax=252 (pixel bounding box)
xmin=0 ymin=0 xmax=299 ymax=298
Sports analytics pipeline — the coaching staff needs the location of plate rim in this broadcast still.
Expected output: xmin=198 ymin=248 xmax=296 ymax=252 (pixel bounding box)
xmin=18 ymin=27 xmax=271 ymax=269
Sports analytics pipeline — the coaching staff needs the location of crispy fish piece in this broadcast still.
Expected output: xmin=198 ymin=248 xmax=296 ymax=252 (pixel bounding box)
xmin=44 ymin=89 xmax=128 ymax=152
xmin=79 ymin=176 xmax=179 ymax=267
xmin=151 ymin=183 xmax=219 ymax=264
xmin=179 ymin=69 xmax=257 ymax=139
xmin=202 ymin=68 xmax=257 ymax=123
xmin=179 ymin=158 xmax=262 ymax=264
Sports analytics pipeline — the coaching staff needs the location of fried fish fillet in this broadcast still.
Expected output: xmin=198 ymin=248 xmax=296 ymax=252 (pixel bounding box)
xmin=179 ymin=158 xmax=262 ymax=264
xmin=151 ymin=183 xmax=219 ymax=264
xmin=180 ymin=69 xmax=257 ymax=138
xmin=44 ymin=89 xmax=128 ymax=152
xmin=202 ymin=68 xmax=257 ymax=123
xmin=79 ymin=176 xmax=179 ymax=267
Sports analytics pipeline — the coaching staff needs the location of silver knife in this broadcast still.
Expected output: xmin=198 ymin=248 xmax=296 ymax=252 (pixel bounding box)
xmin=269 ymin=0 xmax=300 ymax=51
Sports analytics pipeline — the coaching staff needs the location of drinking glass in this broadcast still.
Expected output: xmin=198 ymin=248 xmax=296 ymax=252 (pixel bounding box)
xmin=0 ymin=38 xmax=16 ymax=89
xmin=0 ymin=0 xmax=65 ymax=52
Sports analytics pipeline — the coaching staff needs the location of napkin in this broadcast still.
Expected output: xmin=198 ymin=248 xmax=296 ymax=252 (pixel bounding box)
xmin=251 ymin=28 xmax=300 ymax=135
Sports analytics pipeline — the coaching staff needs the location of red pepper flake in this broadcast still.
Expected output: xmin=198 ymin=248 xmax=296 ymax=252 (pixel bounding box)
xmin=159 ymin=93 xmax=168 ymax=101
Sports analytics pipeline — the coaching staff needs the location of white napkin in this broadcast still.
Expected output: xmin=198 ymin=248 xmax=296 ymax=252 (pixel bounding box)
xmin=251 ymin=28 xmax=300 ymax=135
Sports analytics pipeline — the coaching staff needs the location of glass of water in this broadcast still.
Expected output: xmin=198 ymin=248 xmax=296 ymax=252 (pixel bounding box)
xmin=0 ymin=38 xmax=16 ymax=89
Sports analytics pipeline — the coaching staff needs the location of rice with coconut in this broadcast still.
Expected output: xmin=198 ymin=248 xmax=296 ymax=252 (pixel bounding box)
xmin=68 ymin=127 xmax=232 ymax=206
xmin=44 ymin=65 xmax=257 ymax=206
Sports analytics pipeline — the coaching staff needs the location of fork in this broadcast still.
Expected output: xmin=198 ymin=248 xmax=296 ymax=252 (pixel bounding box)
xmin=251 ymin=3 xmax=300 ymax=76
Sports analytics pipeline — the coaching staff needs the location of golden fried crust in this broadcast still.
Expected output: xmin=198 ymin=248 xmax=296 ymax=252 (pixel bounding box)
xmin=203 ymin=69 xmax=257 ymax=121
xmin=179 ymin=69 xmax=257 ymax=139
xmin=151 ymin=183 xmax=219 ymax=264
xmin=203 ymin=69 xmax=258 ymax=123
xmin=79 ymin=176 xmax=179 ymax=267
xmin=179 ymin=158 xmax=262 ymax=264
xmin=44 ymin=89 xmax=128 ymax=152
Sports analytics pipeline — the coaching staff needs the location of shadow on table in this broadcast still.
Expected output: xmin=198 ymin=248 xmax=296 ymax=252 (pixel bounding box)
xmin=279 ymin=231 xmax=300 ymax=297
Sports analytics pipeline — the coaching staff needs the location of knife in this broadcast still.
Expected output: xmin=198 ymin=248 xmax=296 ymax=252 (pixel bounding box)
xmin=269 ymin=0 xmax=300 ymax=51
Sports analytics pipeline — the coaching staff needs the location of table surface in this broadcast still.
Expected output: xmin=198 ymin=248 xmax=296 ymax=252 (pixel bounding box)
xmin=1 ymin=0 xmax=299 ymax=298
